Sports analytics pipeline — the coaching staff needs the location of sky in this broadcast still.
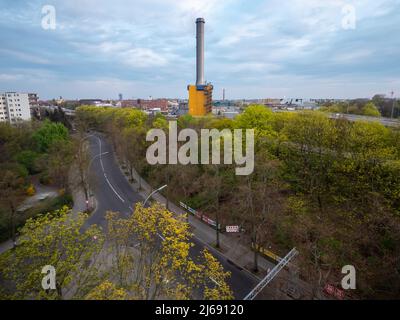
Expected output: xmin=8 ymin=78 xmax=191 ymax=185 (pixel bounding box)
xmin=0 ymin=0 xmax=399 ymax=100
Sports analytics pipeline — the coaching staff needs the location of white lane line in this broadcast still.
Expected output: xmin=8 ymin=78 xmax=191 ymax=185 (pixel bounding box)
xmin=157 ymin=233 xmax=166 ymax=241
xmin=210 ymin=277 xmax=221 ymax=287
xmin=104 ymin=173 xmax=125 ymax=203
xmin=97 ymin=136 xmax=105 ymax=172
xmin=129 ymin=206 xmax=133 ymax=211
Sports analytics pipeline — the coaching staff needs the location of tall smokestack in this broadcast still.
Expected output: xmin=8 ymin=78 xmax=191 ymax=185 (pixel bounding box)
xmin=196 ymin=18 xmax=205 ymax=86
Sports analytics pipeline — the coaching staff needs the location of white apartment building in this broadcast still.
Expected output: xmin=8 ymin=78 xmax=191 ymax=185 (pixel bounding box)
xmin=0 ymin=92 xmax=32 ymax=123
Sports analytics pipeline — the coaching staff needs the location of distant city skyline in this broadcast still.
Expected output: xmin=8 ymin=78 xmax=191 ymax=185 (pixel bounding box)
xmin=0 ymin=0 xmax=399 ymax=100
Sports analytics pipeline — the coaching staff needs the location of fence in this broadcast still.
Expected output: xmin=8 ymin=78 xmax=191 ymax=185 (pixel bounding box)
xmin=179 ymin=201 xmax=222 ymax=231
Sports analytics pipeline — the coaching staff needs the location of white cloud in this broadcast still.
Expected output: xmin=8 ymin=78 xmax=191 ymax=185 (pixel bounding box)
xmin=227 ymin=62 xmax=281 ymax=73
xmin=1 ymin=0 xmax=399 ymax=98
xmin=333 ymin=49 xmax=374 ymax=63
xmin=71 ymin=41 xmax=169 ymax=68
xmin=0 ymin=73 xmax=24 ymax=81
xmin=123 ymin=48 xmax=168 ymax=68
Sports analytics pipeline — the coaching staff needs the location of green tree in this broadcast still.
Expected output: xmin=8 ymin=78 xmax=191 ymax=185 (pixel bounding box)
xmin=14 ymin=150 xmax=40 ymax=174
xmin=37 ymin=139 xmax=75 ymax=190
xmin=362 ymin=102 xmax=381 ymax=117
xmin=0 ymin=163 xmax=28 ymax=245
xmin=32 ymin=120 xmax=69 ymax=152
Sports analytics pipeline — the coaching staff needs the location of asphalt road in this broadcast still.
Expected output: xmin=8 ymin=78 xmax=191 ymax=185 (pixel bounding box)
xmin=85 ymin=133 xmax=258 ymax=299
xmin=328 ymin=113 xmax=400 ymax=127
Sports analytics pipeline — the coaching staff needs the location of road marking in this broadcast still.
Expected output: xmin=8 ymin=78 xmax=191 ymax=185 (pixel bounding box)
xmin=158 ymin=233 xmax=166 ymax=241
xmin=97 ymin=136 xmax=105 ymax=172
xmin=104 ymin=173 xmax=125 ymax=203
xmin=210 ymin=277 xmax=221 ymax=287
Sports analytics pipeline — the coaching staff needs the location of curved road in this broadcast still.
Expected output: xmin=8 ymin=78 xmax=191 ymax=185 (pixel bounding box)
xmin=85 ymin=133 xmax=258 ymax=299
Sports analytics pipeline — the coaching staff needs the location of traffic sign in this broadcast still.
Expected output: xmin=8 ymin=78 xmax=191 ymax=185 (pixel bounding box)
xmin=226 ymin=225 xmax=240 ymax=233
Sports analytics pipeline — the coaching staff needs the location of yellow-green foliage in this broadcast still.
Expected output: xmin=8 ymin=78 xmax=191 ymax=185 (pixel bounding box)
xmin=0 ymin=207 xmax=104 ymax=299
xmin=75 ymin=105 xmax=400 ymax=299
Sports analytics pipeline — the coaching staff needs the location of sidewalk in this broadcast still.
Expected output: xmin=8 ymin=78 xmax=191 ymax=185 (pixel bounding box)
xmin=117 ymin=158 xmax=275 ymax=279
xmin=0 ymin=239 xmax=14 ymax=255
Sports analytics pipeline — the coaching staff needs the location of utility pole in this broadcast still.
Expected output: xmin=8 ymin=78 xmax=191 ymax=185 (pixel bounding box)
xmin=391 ymin=91 xmax=395 ymax=119
xmin=143 ymin=184 xmax=167 ymax=206
xmin=216 ymin=209 xmax=220 ymax=248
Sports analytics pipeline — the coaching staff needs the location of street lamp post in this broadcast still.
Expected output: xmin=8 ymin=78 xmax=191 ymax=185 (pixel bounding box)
xmin=143 ymin=184 xmax=167 ymax=207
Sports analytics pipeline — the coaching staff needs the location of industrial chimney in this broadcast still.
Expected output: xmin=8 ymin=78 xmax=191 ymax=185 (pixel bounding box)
xmin=188 ymin=17 xmax=213 ymax=116
xmin=196 ymin=18 xmax=205 ymax=86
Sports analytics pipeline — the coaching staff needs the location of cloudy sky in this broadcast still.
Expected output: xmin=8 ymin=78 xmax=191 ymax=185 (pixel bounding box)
xmin=0 ymin=0 xmax=399 ymax=100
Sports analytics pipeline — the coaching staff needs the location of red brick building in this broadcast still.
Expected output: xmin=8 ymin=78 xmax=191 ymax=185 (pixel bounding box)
xmin=121 ymin=98 xmax=168 ymax=112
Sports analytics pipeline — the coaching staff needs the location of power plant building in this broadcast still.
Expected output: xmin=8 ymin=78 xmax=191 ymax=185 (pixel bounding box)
xmin=188 ymin=18 xmax=213 ymax=116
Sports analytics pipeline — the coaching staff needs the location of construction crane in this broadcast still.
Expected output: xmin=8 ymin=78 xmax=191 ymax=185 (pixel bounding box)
xmin=243 ymin=247 xmax=299 ymax=300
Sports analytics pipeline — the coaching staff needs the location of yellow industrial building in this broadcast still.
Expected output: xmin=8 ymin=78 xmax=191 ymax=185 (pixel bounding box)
xmin=188 ymin=84 xmax=213 ymax=116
